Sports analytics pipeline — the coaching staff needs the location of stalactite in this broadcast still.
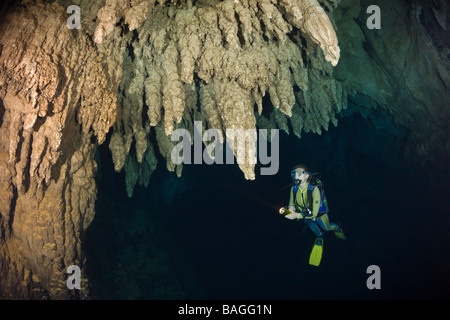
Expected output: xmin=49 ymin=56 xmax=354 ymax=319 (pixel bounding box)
xmin=108 ymin=0 xmax=342 ymax=182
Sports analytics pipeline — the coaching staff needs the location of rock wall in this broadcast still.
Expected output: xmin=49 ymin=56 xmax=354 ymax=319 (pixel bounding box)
xmin=333 ymin=0 xmax=449 ymax=170
xmin=0 ymin=0 xmax=127 ymax=299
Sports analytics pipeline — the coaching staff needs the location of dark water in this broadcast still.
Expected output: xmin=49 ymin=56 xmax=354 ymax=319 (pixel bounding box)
xmin=84 ymin=111 xmax=450 ymax=300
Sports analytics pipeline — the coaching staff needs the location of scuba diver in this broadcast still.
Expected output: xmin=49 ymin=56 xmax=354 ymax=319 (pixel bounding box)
xmin=279 ymin=164 xmax=346 ymax=266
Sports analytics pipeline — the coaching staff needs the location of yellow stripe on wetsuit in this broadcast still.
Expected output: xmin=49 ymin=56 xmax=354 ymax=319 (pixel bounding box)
xmin=289 ymin=184 xmax=321 ymax=216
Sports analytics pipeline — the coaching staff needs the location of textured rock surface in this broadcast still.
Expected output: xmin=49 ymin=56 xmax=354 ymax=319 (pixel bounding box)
xmin=105 ymin=0 xmax=342 ymax=181
xmin=0 ymin=0 xmax=448 ymax=299
xmin=333 ymin=0 xmax=450 ymax=169
xmin=0 ymin=0 xmax=127 ymax=298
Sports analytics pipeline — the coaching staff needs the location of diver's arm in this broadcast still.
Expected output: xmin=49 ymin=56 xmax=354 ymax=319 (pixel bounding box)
xmin=285 ymin=212 xmax=302 ymax=220
xmin=311 ymin=187 xmax=321 ymax=218
xmin=288 ymin=188 xmax=294 ymax=207
xmin=283 ymin=188 xmax=302 ymax=220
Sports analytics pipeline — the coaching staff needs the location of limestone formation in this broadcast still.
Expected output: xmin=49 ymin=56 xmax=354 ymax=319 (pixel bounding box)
xmin=107 ymin=0 xmax=342 ymax=181
xmin=0 ymin=0 xmax=343 ymax=297
xmin=0 ymin=0 xmax=128 ymax=298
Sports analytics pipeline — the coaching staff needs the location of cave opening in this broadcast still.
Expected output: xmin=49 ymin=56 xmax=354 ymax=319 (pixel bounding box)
xmin=84 ymin=102 xmax=449 ymax=299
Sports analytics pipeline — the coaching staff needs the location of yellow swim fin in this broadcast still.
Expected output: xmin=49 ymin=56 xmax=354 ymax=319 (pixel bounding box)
xmin=334 ymin=228 xmax=346 ymax=240
xmin=309 ymin=238 xmax=323 ymax=267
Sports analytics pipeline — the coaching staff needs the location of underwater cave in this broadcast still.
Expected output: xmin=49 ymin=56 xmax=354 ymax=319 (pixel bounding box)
xmin=0 ymin=0 xmax=449 ymax=300
xmin=85 ymin=102 xmax=449 ymax=300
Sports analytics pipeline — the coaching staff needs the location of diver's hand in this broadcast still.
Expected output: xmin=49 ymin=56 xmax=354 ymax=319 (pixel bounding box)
xmin=279 ymin=207 xmax=302 ymax=220
xmin=285 ymin=212 xmax=302 ymax=220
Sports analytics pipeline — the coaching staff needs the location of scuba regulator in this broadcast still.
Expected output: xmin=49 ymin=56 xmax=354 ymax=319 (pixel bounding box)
xmin=291 ymin=169 xmax=309 ymax=186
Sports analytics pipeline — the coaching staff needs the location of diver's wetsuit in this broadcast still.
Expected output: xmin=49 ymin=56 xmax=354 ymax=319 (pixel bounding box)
xmin=289 ymin=184 xmax=341 ymax=238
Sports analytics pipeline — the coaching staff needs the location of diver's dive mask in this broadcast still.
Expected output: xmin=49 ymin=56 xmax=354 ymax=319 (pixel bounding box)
xmin=291 ymin=169 xmax=308 ymax=185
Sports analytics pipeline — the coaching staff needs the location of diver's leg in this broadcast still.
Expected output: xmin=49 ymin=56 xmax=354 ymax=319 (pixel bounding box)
xmin=317 ymin=214 xmax=346 ymax=239
xmin=304 ymin=219 xmax=323 ymax=238
xmin=305 ymin=220 xmax=324 ymax=266
xmin=317 ymin=214 xmax=339 ymax=231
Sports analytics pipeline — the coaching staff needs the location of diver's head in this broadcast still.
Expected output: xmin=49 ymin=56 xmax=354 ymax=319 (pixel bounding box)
xmin=291 ymin=164 xmax=311 ymax=185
